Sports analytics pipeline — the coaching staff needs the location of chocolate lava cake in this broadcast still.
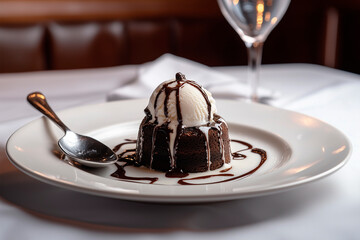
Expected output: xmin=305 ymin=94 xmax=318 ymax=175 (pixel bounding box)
xmin=135 ymin=72 xmax=231 ymax=173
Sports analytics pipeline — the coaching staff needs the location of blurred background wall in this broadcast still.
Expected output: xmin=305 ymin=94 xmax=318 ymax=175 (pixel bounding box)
xmin=0 ymin=0 xmax=358 ymax=74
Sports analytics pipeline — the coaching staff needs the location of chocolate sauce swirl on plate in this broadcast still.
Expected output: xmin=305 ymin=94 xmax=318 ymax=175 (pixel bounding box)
xmin=110 ymin=138 xmax=267 ymax=185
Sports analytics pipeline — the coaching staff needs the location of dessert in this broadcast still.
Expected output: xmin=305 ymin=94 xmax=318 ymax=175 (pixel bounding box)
xmin=135 ymin=72 xmax=231 ymax=173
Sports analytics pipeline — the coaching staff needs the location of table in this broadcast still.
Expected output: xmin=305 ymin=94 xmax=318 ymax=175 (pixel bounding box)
xmin=0 ymin=64 xmax=359 ymax=239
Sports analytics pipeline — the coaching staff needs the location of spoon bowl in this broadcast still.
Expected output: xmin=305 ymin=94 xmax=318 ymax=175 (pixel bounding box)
xmin=27 ymin=92 xmax=118 ymax=168
xmin=58 ymin=131 xmax=118 ymax=168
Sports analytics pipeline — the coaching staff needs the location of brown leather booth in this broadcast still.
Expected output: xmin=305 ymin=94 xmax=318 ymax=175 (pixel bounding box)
xmin=0 ymin=0 xmax=359 ymax=74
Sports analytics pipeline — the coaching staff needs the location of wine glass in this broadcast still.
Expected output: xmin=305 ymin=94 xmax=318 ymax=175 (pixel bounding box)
xmin=218 ymin=0 xmax=291 ymax=102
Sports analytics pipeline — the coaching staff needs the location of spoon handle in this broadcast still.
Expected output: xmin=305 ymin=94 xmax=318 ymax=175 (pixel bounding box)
xmin=27 ymin=92 xmax=70 ymax=132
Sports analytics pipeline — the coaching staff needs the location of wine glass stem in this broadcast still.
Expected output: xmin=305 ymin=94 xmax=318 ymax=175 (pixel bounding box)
xmin=246 ymin=41 xmax=264 ymax=102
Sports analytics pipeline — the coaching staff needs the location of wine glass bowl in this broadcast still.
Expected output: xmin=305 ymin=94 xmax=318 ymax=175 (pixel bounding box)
xmin=218 ymin=0 xmax=291 ymax=102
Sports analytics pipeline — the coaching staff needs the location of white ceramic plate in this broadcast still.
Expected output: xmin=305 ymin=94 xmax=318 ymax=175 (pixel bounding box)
xmin=6 ymin=99 xmax=351 ymax=203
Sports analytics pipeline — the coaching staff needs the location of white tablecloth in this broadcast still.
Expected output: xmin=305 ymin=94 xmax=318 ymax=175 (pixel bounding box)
xmin=0 ymin=64 xmax=359 ymax=239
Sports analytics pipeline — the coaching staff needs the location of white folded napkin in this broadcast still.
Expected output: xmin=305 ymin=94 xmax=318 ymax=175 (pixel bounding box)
xmin=107 ymin=54 xmax=274 ymax=101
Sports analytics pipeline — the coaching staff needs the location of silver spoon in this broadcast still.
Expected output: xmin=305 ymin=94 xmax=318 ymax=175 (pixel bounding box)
xmin=27 ymin=92 xmax=118 ymax=168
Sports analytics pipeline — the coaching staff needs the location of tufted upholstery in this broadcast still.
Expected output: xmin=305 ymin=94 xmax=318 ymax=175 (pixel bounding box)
xmin=0 ymin=18 xmax=245 ymax=73
xmin=0 ymin=24 xmax=46 ymax=72
xmin=0 ymin=0 xmax=359 ymax=74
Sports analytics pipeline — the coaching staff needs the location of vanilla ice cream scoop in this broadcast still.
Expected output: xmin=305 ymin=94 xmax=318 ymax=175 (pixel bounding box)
xmin=147 ymin=72 xmax=217 ymax=127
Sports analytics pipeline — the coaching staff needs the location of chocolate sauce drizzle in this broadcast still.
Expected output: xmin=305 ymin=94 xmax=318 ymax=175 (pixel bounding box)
xmin=220 ymin=166 xmax=232 ymax=173
xmin=178 ymin=147 xmax=267 ymax=185
xmin=231 ymin=139 xmax=253 ymax=160
xmin=165 ymin=171 xmax=189 ymax=178
xmin=111 ymin=139 xmax=158 ymax=184
xmin=113 ymin=139 xmax=136 ymax=153
xmin=110 ymin=138 xmax=267 ymax=185
xmin=111 ymin=163 xmax=158 ymax=184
